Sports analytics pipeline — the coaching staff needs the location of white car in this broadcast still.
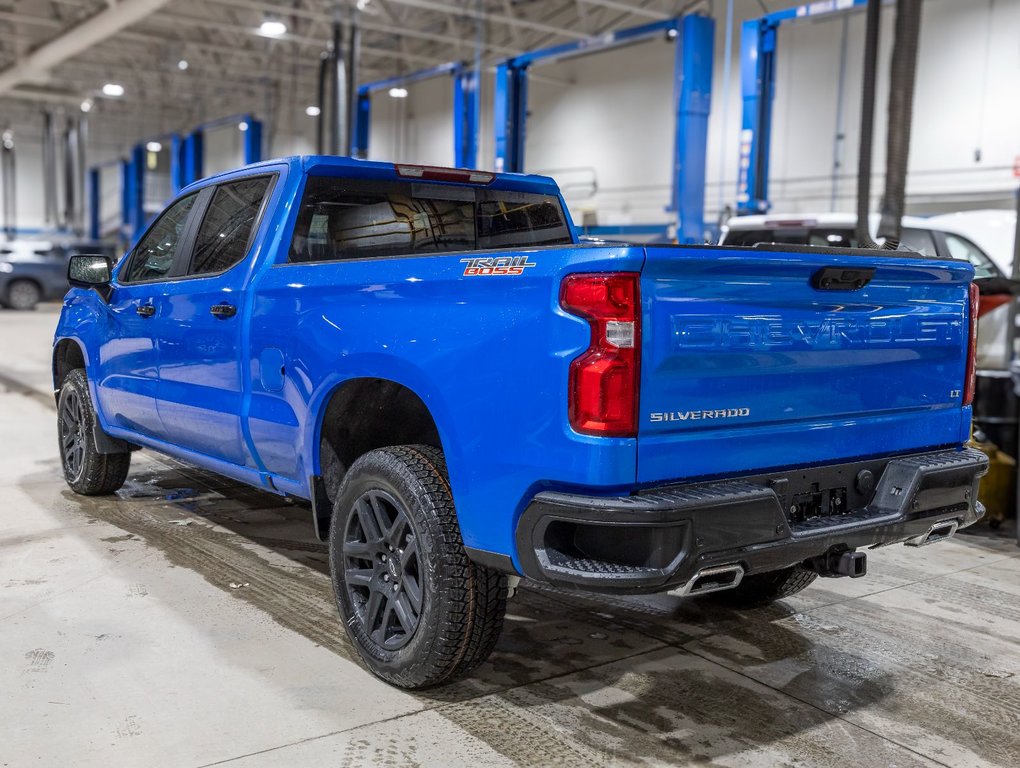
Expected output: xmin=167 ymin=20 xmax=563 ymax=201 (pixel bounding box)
xmin=720 ymin=210 xmax=1017 ymax=370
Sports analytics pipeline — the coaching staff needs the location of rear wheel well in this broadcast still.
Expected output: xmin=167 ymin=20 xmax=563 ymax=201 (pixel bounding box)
xmin=53 ymin=339 xmax=86 ymax=402
xmin=318 ymin=378 xmax=442 ymax=503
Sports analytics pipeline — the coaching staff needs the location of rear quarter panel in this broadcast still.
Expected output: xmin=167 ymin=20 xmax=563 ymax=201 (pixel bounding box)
xmin=248 ymin=244 xmax=644 ymax=562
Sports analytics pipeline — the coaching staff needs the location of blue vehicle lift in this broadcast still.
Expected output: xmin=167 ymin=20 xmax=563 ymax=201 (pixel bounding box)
xmin=737 ymin=0 xmax=869 ymax=214
xmin=352 ymin=62 xmax=480 ymax=169
xmin=175 ymin=112 xmax=263 ymax=193
xmin=90 ymin=113 xmax=264 ymax=243
xmin=493 ymin=14 xmax=715 ymax=244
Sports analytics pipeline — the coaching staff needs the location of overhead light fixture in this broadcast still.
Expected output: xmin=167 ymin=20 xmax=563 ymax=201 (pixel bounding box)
xmin=388 ymin=87 xmax=408 ymax=99
xmin=80 ymin=99 xmax=93 ymax=113
xmin=1 ymin=130 xmax=13 ymax=150
xmin=101 ymin=83 xmax=124 ymax=97
xmin=177 ymin=59 xmax=189 ymax=71
xmin=238 ymin=121 xmax=249 ymax=132
xmin=258 ymin=17 xmax=287 ymax=37
xmin=146 ymin=141 xmax=162 ymax=153
xmin=305 ymin=105 xmax=321 ymax=117
xmin=356 ymin=0 xmax=372 ymax=9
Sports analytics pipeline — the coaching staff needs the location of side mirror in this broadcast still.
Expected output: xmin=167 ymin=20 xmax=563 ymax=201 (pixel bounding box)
xmin=68 ymin=254 xmax=113 ymax=301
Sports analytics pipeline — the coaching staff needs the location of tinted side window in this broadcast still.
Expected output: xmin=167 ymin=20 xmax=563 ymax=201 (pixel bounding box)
xmin=944 ymin=233 xmax=998 ymax=279
xmin=189 ymin=177 xmax=272 ymax=275
xmin=120 ymin=194 xmax=197 ymax=283
xmin=289 ymin=177 xmax=572 ymax=262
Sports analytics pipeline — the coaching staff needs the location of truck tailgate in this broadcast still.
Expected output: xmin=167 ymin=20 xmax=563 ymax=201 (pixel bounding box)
xmin=637 ymin=245 xmax=974 ymax=484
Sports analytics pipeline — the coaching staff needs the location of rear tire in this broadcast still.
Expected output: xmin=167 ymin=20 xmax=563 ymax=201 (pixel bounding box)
xmin=328 ymin=445 xmax=506 ymax=689
xmin=57 ymin=369 xmax=130 ymax=495
xmin=706 ymin=565 xmax=817 ymax=608
xmin=7 ymin=279 xmax=41 ymax=310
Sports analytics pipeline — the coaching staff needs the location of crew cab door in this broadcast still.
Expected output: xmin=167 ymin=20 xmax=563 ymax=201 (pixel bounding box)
xmin=154 ymin=175 xmax=275 ymax=467
xmin=97 ymin=193 xmax=199 ymax=437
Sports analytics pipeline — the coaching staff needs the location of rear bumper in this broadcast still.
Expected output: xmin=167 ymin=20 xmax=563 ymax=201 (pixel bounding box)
xmin=514 ymin=448 xmax=988 ymax=593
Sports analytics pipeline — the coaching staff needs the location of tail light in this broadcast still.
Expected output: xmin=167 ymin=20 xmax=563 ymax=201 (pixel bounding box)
xmin=963 ymin=282 xmax=979 ymax=406
xmin=560 ymin=273 xmax=641 ymax=436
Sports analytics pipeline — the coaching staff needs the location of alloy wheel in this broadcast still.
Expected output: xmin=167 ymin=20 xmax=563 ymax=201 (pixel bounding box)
xmin=60 ymin=389 xmax=86 ymax=479
xmin=343 ymin=489 xmax=423 ymax=650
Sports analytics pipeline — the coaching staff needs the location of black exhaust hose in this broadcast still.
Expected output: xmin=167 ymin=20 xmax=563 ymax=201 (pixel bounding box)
xmin=315 ymin=52 xmax=328 ymax=155
xmin=854 ymin=0 xmax=882 ymax=249
xmin=878 ymin=0 xmax=923 ymax=250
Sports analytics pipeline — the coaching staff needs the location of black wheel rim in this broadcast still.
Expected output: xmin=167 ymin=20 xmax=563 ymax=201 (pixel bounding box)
xmin=60 ymin=389 xmax=86 ymax=479
xmin=343 ymin=489 xmax=422 ymax=651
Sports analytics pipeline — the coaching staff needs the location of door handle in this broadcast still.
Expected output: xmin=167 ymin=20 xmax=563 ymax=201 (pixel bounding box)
xmin=210 ymin=303 xmax=237 ymax=319
xmin=135 ymin=304 xmax=156 ymax=318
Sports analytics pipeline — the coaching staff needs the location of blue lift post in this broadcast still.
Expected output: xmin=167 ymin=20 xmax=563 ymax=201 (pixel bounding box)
xmin=353 ymin=62 xmax=480 ymax=168
xmin=493 ymin=15 xmax=715 ymax=244
xmin=736 ymin=0 xmax=869 ymax=214
xmin=178 ymin=113 xmax=263 ymax=190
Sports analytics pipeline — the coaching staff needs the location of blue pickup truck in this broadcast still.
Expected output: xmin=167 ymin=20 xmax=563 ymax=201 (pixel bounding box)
xmin=54 ymin=155 xmax=987 ymax=688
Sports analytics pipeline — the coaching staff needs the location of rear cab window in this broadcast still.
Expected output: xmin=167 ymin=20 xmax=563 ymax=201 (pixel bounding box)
xmin=288 ymin=176 xmax=573 ymax=263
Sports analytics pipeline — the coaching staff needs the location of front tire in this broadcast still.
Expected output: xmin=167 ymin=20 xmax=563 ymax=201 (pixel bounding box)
xmin=57 ymin=369 xmax=130 ymax=495
xmin=706 ymin=565 xmax=817 ymax=608
xmin=328 ymin=445 xmax=506 ymax=689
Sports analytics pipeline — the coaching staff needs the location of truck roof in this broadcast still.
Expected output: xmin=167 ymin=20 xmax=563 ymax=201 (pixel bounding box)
xmin=184 ymin=155 xmax=562 ymax=197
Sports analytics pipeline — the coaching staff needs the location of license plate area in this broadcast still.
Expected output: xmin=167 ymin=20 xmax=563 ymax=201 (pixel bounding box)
xmin=788 ymin=485 xmax=850 ymax=525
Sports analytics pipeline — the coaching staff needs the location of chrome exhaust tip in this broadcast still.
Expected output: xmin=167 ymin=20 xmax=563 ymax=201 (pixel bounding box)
xmin=905 ymin=519 xmax=959 ymax=548
xmin=670 ymin=563 xmax=745 ymax=597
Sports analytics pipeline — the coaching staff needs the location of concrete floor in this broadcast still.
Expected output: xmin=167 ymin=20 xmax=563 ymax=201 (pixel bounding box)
xmin=2 ymin=305 xmax=1019 ymax=768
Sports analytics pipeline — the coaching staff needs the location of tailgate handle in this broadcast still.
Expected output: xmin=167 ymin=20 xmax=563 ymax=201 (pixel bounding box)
xmin=812 ymin=267 xmax=875 ymax=291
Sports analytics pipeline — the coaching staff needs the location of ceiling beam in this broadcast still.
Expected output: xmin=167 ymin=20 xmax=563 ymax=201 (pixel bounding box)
xmin=382 ymin=0 xmax=590 ymax=41
xmin=0 ymin=0 xmax=172 ymax=96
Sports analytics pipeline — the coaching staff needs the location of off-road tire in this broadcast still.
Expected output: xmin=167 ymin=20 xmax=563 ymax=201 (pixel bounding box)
xmin=57 ymin=369 xmax=130 ymax=495
xmin=7 ymin=279 xmax=41 ymax=310
xmin=328 ymin=444 xmax=506 ymax=689
xmin=706 ymin=565 xmax=817 ymax=608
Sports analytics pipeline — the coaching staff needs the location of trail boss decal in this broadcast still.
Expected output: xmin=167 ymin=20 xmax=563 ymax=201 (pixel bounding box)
xmin=461 ymin=256 xmax=537 ymax=276
xmin=650 ymin=408 xmax=751 ymax=423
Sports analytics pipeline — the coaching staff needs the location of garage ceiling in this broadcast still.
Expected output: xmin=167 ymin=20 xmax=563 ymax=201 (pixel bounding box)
xmin=0 ymin=0 xmax=685 ymax=146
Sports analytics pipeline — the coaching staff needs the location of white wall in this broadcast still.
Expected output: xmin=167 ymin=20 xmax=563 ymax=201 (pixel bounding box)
xmin=4 ymin=0 xmax=1019 ymax=234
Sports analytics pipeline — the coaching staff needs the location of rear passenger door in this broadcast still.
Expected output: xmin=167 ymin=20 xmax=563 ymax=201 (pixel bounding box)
xmin=155 ymin=174 xmax=274 ymax=467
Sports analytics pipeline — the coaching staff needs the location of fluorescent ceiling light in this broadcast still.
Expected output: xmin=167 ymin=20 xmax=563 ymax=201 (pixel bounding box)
xmin=146 ymin=141 xmax=162 ymax=153
xmin=388 ymin=87 xmax=408 ymax=98
xmin=305 ymin=105 xmax=321 ymax=117
xmin=101 ymin=83 xmax=124 ymax=97
xmin=258 ymin=19 xmax=287 ymax=37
